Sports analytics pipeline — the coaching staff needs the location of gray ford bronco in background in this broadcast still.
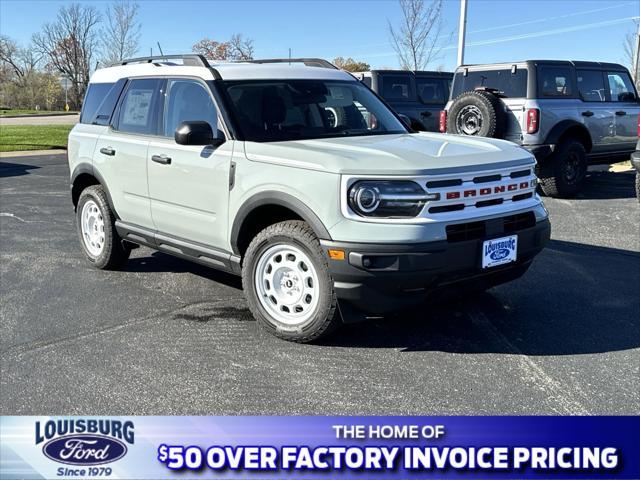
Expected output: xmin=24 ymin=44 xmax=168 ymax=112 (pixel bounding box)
xmin=354 ymin=69 xmax=453 ymax=132
xmin=68 ymin=55 xmax=550 ymax=342
xmin=441 ymin=60 xmax=640 ymax=198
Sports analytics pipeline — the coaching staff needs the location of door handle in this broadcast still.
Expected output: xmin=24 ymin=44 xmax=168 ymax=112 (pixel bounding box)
xmin=420 ymin=111 xmax=432 ymax=117
xmin=615 ymin=111 xmax=626 ymax=116
xmin=99 ymin=147 xmax=116 ymax=156
xmin=151 ymin=154 xmax=172 ymax=165
xmin=581 ymin=111 xmax=594 ymax=117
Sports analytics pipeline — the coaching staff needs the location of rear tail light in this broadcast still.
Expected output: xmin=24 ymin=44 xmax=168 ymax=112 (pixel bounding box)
xmin=439 ymin=110 xmax=447 ymax=133
xmin=526 ymin=108 xmax=539 ymax=134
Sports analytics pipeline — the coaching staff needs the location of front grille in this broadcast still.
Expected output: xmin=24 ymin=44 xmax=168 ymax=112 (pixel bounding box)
xmin=423 ymin=163 xmax=537 ymax=216
xmin=504 ymin=211 xmax=536 ymax=233
xmin=446 ymin=211 xmax=537 ymax=243
xmin=446 ymin=221 xmax=486 ymax=242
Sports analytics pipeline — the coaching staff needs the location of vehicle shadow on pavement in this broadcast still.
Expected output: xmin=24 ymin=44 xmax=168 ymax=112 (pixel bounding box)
xmin=323 ymin=239 xmax=640 ymax=355
xmin=125 ymin=251 xmax=243 ymax=289
xmin=0 ymin=162 xmax=40 ymax=178
xmin=569 ymin=171 xmax=636 ymax=200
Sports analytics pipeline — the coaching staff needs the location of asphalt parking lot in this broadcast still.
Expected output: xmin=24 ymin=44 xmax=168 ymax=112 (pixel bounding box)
xmin=1 ymin=152 xmax=638 ymax=415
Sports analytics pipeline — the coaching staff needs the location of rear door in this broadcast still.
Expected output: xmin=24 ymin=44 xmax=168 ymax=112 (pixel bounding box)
xmin=147 ymin=77 xmax=232 ymax=249
xmin=605 ymin=70 xmax=640 ymax=152
xmin=95 ymin=78 xmax=164 ymax=229
xmin=576 ymin=69 xmax=614 ymax=153
xmin=415 ymin=75 xmax=450 ymax=131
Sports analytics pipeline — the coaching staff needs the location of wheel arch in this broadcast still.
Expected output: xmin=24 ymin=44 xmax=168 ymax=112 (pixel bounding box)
xmin=231 ymin=192 xmax=332 ymax=256
xmin=70 ymin=164 xmax=118 ymax=218
xmin=544 ymin=120 xmax=593 ymax=153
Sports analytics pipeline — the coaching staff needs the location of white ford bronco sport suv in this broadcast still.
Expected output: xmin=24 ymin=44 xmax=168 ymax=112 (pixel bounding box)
xmin=68 ymin=55 xmax=551 ymax=342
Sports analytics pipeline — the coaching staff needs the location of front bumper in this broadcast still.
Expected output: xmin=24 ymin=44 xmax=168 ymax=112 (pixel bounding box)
xmin=631 ymin=150 xmax=640 ymax=172
xmin=321 ymin=217 xmax=551 ymax=320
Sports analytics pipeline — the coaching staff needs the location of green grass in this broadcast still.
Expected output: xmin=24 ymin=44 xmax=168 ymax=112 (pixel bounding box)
xmin=0 ymin=125 xmax=73 ymax=152
xmin=0 ymin=109 xmax=77 ymax=117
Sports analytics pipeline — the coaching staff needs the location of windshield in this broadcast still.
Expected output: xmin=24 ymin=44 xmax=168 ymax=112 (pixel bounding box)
xmin=222 ymin=79 xmax=408 ymax=142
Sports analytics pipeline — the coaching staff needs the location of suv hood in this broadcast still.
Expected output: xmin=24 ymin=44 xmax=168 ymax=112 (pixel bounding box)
xmin=244 ymin=133 xmax=534 ymax=175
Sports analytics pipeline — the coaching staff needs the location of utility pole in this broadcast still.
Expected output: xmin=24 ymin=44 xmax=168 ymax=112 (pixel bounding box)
xmin=634 ymin=21 xmax=640 ymax=87
xmin=457 ymin=0 xmax=468 ymax=67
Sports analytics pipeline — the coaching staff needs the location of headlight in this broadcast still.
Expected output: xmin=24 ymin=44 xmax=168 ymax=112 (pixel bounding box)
xmin=347 ymin=180 xmax=437 ymax=218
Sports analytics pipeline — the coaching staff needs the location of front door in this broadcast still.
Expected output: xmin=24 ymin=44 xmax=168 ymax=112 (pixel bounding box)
xmin=147 ymin=78 xmax=232 ymax=249
xmin=605 ymin=70 xmax=640 ymax=152
xmin=576 ymin=69 xmax=614 ymax=154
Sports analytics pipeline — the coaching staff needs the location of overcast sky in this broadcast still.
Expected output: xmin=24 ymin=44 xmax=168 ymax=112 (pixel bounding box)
xmin=1 ymin=0 xmax=638 ymax=71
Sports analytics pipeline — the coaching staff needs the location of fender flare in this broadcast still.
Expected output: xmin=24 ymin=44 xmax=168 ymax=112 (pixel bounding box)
xmin=230 ymin=191 xmax=332 ymax=254
xmin=70 ymin=163 xmax=118 ymax=217
xmin=543 ymin=120 xmax=593 ymax=151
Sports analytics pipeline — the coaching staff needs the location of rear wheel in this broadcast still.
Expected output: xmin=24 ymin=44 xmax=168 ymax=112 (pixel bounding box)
xmin=538 ymin=139 xmax=587 ymax=198
xmin=76 ymin=185 xmax=130 ymax=269
xmin=242 ymin=220 xmax=340 ymax=343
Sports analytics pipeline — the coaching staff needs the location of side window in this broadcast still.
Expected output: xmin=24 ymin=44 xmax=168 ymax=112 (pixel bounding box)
xmin=538 ymin=66 xmax=574 ymax=97
xmin=416 ymin=78 xmax=448 ymax=104
xmin=381 ymin=75 xmax=414 ymax=101
xmin=577 ymin=70 xmax=606 ymax=102
xmin=163 ymin=79 xmax=218 ymax=137
xmin=116 ymin=78 xmax=163 ymax=135
xmin=606 ymin=72 xmax=637 ymax=102
xmin=80 ymin=82 xmax=114 ymax=124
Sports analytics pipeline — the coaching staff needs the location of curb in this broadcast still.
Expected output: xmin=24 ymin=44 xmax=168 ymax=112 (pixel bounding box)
xmin=0 ymin=112 xmax=79 ymax=119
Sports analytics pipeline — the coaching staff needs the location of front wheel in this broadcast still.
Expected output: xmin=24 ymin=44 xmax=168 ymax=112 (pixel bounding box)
xmin=242 ymin=220 xmax=340 ymax=343
xmin=538 ymin=139 xmax=587 ymax=198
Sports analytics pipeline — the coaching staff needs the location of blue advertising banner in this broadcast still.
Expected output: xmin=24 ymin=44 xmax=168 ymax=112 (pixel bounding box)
xmin=1 ymin=416 xmax=638 ymax=479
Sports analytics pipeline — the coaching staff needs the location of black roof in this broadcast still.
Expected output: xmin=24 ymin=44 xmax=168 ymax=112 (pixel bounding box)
xmin=362 ymin=69 xmax=453 ymax=77
xmin=458 ymin=60 xmax=628 ymax=71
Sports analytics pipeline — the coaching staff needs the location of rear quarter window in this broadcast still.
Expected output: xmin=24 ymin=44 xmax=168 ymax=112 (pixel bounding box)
xmin=381 ymin=75 xmax=415 ymax=101
xmin=537 ymin=65 xmax=575 ymax=98
xmin=451 ymin=69 xmax=527 ymax=98
xmin=80 ymin=83 xmax=115 ymax=124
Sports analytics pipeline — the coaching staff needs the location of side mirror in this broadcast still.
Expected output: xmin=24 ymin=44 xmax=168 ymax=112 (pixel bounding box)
xmin=175 ymin=121 xmax=224 ymax=146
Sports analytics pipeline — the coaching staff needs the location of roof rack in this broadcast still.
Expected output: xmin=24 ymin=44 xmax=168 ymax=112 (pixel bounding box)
xmin=117 ymin=54 xmax=211 ymax=67
xmin=114 ymin=54 xmax=222 ymax=80
xmin=247 ymin=58 xmax=338 ymax=70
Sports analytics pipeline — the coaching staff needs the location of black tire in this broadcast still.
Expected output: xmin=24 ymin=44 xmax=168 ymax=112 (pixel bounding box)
xmin=242 ymin=220 xmax=340 ymax=343
xmin=538 ymin=139 xmax=587 ymax=198
xmin=76 ymin=185 xmax=130 ymax=270
xmin=636 ymin=171 xmax=640 ymax=202
xmin=446 ymin=90 xmax=505 ymax=138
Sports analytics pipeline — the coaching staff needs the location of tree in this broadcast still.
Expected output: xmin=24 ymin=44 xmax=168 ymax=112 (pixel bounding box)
xmin=623 ymin=20 xmax=639 ymax=89
xmin=332 ymin=57 xmax=370 ymax=72
xmin=228 ymin=34 xmax=254 ymax=61
xmin=388 ymin=0 xmax=445 ymax=71
xmin=32 ymin=3 xmax=101 ymax=108
xmin=101 ymin=0 xmax=140 ymax=66
xmin=0 ymin=35 xmax=40 ymax=82
xmin=193 ymin=34 xmax=254 ymax=61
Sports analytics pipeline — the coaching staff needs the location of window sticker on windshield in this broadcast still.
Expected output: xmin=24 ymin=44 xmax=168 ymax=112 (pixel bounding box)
xmin=122 ymin=89 xmax=153 ymax=126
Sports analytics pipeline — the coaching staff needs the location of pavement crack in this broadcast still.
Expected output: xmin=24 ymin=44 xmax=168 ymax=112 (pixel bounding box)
xmin=467 ymin=308 xmax=590 ymax=415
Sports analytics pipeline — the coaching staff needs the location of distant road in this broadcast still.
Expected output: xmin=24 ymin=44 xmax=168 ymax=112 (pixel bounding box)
xmin=0 ymin=114 xmax=79 ymax=126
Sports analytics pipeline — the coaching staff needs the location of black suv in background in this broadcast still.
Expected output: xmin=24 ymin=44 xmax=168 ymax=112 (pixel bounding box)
xmin=354 ymin=70 xmax=453 ymax=132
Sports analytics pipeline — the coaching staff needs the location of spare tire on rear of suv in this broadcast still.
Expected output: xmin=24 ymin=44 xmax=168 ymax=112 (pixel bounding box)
xmin=447 ymin=90 xmax=506 ymax=138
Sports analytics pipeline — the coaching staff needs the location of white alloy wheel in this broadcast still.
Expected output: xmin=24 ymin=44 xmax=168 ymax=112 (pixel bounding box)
xmin=254 ymin=244 xmax=320 ymax=326
xmin=81 ymin=200 xmax=105 ymax=257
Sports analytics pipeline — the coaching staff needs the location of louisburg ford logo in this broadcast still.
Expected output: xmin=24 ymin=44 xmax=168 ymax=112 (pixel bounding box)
xmin=36 ymin=419 xmax=134 ymax=466
xmin=485 ymin=238 xmax=516 ymax=261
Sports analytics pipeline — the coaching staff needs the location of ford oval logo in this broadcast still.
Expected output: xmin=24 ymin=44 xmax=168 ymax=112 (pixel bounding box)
xmin=43 ymin=435 xmax=127 ymax=466
xmin=489 ymin=248 xmax=510 ymax=261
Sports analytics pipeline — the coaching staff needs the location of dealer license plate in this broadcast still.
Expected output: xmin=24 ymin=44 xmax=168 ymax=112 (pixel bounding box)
xmin=482 ymin=235 xmax=518 ymax=269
